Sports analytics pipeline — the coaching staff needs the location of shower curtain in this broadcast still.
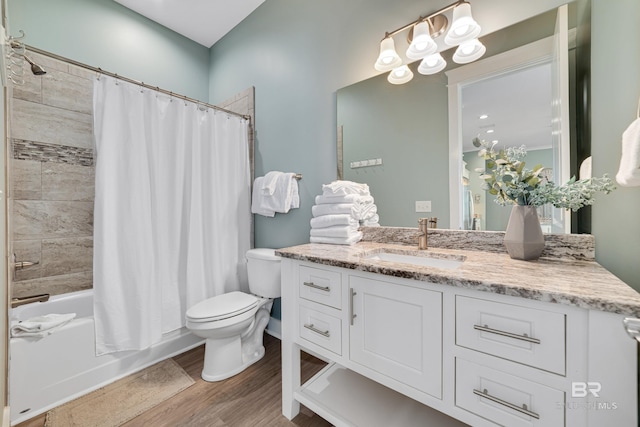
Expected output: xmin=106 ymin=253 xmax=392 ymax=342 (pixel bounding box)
xmin=92 ymin=76 xmax=251 ymax=355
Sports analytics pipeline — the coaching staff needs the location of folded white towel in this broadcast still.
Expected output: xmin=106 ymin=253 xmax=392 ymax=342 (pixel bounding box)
xmin=322 ymin=180 xmax=370 ymax=197
xmin=356 ymin=203 xmax=378 ymax=221
xmin=616 ymin=117 xmax=640 ymax=187
xmin=310 ymin=225 xmax=359 ymax=238
xmin=11 ymin=313 xmax=76 ymax=338
xmin=310 ymin=214 xmax=357 ymax=229
xmin=251 ymin=177 xmax=276 ymax=217
xmin=362 ymin=214 xmax=380 ymax=226
xmin=315 ymin=194 xmax=374 ymax=205
xmin=312 ymin=203 xmax=355 ymax=217
xmin=262 ymin=171 xmax=283 ymax=195
xmin=310 ymin=232 xmax=363 ymax=246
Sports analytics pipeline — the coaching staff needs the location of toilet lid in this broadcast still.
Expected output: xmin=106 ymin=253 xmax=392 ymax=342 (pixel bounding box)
xmin=186 ymin=291 xmax=258 ymax=322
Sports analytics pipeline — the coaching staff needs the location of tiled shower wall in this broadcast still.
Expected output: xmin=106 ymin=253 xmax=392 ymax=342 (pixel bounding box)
xmin=9 ymin=51 xmax=255 ymax=299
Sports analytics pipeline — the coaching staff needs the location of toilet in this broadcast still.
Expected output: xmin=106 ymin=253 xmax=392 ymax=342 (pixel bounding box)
xmin=185 ymin=248 xmax=281 ymax=382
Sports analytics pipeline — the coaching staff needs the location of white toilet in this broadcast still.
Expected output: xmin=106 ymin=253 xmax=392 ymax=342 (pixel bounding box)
xmin=185 ymin=248 xmax=281 ymax=382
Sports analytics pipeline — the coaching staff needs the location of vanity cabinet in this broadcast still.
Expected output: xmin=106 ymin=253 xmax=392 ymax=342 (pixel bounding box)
xmin=280 ymin=257 xmax=637 ymax=427
xmin=349 ymin=275 xmax=442 ymax=399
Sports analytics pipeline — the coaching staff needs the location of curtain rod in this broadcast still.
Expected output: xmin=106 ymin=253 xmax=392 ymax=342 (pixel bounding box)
xmin=25 ymin=44 xmax=251 ymax=121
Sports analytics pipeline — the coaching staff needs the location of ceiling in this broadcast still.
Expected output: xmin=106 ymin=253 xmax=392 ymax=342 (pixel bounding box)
xmin=114 ymin=0 xmax=265 ymax=48
xmin=462 ymin=62 xmax=553 ymax=153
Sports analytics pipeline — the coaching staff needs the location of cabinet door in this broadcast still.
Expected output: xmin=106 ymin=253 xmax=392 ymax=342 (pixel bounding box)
xmin=349 ymin=275 xmax=442 ymax=398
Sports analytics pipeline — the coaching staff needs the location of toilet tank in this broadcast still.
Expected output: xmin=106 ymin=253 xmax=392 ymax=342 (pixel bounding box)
xmin=246 ymin=248 xmax=282 ymax=298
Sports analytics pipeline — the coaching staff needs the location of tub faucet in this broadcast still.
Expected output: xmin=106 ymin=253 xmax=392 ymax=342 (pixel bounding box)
xmin=418 ymin=218 xmax=429 ymax=250
xmin=11 ymin=293 xmax=50 ymax=308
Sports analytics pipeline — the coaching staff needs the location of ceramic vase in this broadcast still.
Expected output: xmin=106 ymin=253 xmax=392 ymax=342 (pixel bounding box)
xmin=503 ymin=205 xmax=545 ymax=260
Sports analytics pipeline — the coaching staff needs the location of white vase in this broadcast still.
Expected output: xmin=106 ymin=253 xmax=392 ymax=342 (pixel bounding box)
xmin=503 ymin=205 xmax=545 ymax=260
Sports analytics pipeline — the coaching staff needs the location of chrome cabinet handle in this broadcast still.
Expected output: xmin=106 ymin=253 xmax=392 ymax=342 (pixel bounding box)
xmin=473 ymin=324 xmax=541 ymax=344
xmin=349 ymin=288 xmax=357 ymax=325
xmin=473 ymin=388 xmax=540 ymax=419
xmin=303 ymin=323 xmax=330 ymax=337
xmin=302 ymin=281 xmax=330 ymax=292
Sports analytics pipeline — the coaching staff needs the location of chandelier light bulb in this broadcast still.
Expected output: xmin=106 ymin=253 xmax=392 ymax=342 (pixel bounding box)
xmin=452 ymin=38 xmax=486 ymax=64
xmin=444 ymin=1 xmax=481 ymax=46
xmin=406 ymin=21 xmax=437 ymax=60
xmin=387 ymin=65 xmax=414 ymax=85
xmin=417 ymin=52 xmax=446 ymax=75
xmin=375 ymin=36 xmax=402 ymax=72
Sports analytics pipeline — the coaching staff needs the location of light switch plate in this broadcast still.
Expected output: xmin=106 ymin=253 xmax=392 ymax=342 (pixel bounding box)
xmin=415 ymin=200 xmax=432 ymax=212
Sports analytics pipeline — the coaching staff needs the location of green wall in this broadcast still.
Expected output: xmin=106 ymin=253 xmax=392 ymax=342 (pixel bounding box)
xmin=207 ymin=0 xmax=571 ymax=250
xmin=591 ymin=0 xmax=640 ymax=291
xmin=8 ymin=0 xmax=210 ymax=100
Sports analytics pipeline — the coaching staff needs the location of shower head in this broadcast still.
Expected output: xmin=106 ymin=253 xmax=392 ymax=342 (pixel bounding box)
xmin=23 ymin=55 xmax=46 ymax=75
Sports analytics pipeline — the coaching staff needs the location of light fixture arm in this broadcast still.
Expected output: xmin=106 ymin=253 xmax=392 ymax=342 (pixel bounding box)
xmin=380 ymin=0 xmax=465 ymax=41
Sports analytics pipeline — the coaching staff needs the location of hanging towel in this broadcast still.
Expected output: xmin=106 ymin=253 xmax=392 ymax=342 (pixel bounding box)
xmin=262 ymin=171 xmax=283 ymax=195
xmin=10 ymin=313 xmax=76 ymax=338
xmin=310 ymin=232 xmax=363 ymax=246
xmin=310 ymin=214 xmax=358 ymax=229
xmin=616 ymin=115 xmax=640 ymax=187
xmin=322 ymin=180 xmax=370 ymax=197
xmin=310 ymin=225 xmax=360 ymax=238
xmin=251 ymin=177 xmax=276 ymax=217
xmin=312 ymin=203 xmax=355 ymax=217
xmin=251 ymin=173 xmax=299 ymax=215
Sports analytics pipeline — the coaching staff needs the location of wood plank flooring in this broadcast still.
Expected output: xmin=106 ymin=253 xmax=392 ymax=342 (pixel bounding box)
xmin=17 ymin=334 xmax=332 ymax=427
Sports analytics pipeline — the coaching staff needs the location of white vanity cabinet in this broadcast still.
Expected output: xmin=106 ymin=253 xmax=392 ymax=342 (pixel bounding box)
xmin=280 ymin=257 xmax=638 ymax=427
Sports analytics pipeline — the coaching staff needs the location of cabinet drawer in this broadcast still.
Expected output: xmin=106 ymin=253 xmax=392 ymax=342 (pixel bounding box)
xmin=299 ymin=265 xmax=342 ymax=309
xmin=456 ymin=296 xmax=565 ymax=375
xmin=299 ymin=305 xmax=342 ymax=355
xmin=456 ymin=358 xmax=564 ymax=426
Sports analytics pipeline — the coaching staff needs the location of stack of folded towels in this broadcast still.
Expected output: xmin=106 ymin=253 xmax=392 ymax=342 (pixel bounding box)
xmin=309 ymin=180 xmax=379 ymax=245
xmin=251 ymin=171 xmax=299 ymax=217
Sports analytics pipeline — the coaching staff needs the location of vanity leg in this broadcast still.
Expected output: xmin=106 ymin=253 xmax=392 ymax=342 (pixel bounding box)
xmin=281 ymin=335 xmax=301 ymax=419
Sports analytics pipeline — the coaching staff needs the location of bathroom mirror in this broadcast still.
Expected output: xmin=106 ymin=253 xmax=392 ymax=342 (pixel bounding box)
xmin=338 ymin=7 xmax=579 ymax=231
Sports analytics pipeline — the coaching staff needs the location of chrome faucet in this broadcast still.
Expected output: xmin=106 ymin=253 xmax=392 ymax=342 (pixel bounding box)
xmin=418 ymin=218 xmax=429 ymax=250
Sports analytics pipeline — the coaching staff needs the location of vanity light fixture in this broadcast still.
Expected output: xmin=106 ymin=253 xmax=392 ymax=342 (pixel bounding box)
xmin=417 ymin=52 xmax=447 ymax=75
xmin=388 ymin=64 xmax=414 ymax=85
xmin=374 ymin=0 xmax=484 ymax=84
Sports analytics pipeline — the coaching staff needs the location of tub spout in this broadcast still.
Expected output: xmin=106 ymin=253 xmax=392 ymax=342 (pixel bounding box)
xmin=11 ymin=293 xmax=50 ymax=308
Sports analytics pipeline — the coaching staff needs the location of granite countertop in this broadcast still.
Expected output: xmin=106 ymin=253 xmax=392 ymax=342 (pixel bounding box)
xmin=276 ymin=241 xmax=640 ymax=317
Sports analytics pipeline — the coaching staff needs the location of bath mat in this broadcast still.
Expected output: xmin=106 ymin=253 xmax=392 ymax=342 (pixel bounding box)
xmin=44 ymin=358 xmax=195 ymax=427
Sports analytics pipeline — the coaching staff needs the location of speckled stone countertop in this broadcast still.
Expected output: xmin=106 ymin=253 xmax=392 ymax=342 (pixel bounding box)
xmin=276 ymin=241 xmax=640 ymax=317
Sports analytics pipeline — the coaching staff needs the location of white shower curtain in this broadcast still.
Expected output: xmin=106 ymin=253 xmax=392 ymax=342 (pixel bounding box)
xmin=92 ymin=76 xmax=251 ymax=354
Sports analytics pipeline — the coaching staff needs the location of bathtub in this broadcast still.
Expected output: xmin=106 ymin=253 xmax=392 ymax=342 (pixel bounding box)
xmin=9 ymin=289 xmax=203 ymax=425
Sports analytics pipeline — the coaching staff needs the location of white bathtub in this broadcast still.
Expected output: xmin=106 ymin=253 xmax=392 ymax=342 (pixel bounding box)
xmin=9 ymin=289 xmax=203 ymax=425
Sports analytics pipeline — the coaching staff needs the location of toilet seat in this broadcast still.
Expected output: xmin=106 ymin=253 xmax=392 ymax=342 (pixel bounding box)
xmin=186 ymin=291 xmax=258 ymax=323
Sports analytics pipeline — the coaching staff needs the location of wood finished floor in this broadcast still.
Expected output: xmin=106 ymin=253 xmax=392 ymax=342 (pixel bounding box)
xmin=17 ymin=334 xmax=332 ymax=427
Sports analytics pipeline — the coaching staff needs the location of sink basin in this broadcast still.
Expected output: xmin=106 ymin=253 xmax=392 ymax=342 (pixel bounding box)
xmin=363 ymin=251 xmax=464 ymax=270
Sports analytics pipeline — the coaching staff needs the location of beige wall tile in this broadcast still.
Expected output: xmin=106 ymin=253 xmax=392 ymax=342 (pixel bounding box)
xmin=11 ymin=98 xmax=92 ymax=149
xmin=12 ymin=271 xmax=92 ymax=299
xmin=41 ymin=237 xmax=93 ymax=277
xmin=13 ymin=200 xmax=93 ymax=240
xmin=42 ymin=69 xmax=93 ymax=115
xmin=11 ymin=159 xmax=41 ymax=200
xmin=42 ymin=162 xmax=94 ymax=201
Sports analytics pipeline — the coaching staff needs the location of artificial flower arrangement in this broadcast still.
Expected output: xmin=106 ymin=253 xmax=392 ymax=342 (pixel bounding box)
xmin=473 ymin=138 xmax=615 ymax=210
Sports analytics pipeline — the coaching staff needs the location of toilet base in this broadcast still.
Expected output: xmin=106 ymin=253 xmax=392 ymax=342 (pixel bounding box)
xmin=199 ymin=303 xmax=272 ymax=382
xmin=201 ymin=339 xmax=265 ymax=382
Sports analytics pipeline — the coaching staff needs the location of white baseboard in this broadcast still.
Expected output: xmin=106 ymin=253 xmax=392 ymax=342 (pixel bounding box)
xmin=266 ymin=316 xmax=281 ymax=340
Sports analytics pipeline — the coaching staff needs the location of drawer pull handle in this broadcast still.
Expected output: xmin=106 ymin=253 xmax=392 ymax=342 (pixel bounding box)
xmin=473 ymin=388 xmax=540 ymax=419
xmin=303 ymin=281 xmax=331 ymax=292
xmin=349 ymin=288 xmax=357 ymax=325
xmin=303 ymin=323 xmax=330 ymax=337
xmin=473 ymin=324 xmax=541 ymax=344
